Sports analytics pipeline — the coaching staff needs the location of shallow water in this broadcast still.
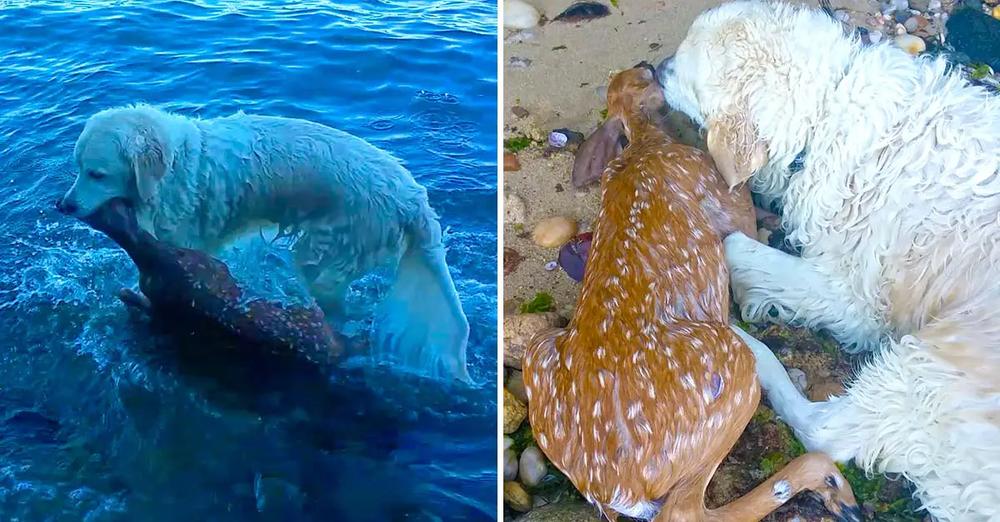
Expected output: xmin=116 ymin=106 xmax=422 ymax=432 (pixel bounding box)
xmin=0 ymin=1 xmax=497 ymax=520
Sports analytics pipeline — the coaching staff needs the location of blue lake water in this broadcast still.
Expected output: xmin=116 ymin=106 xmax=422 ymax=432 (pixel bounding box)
xmin=0 ymin=1 xmax=498 ymax=520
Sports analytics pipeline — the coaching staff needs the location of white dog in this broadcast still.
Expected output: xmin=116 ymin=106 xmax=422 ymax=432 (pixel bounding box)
xmin=58 ymin=105 xmax=470 ymax=382
xmin=658 ymin=2 xmax=1000 ymax=520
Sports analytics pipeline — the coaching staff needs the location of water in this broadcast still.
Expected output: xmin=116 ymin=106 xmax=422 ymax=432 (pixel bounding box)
xmin=0 ymin=1 xmax=498 ymax=520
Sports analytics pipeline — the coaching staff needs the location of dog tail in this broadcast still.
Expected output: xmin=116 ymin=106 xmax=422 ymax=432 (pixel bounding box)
xmin=371 ymin=207 xmax=471 ymax=383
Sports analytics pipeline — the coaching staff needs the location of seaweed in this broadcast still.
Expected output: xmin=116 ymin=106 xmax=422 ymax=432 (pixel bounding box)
xmin=504 ymin=136 xmax=534 ymax=152
xmin=520 ymin=292 xmax=555 ymax=313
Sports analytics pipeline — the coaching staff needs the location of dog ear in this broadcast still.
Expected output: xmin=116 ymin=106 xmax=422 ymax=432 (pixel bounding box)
xmin=127 ymin=129 xmax=171 ymax=203
xmin=571 ymin=117 xmax=626 ymax=189
xmin=706 ymin=109 xmax=768 ymax=189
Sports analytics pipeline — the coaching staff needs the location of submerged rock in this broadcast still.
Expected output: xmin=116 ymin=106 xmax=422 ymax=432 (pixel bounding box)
xmin=894 ymin=33 xmax=926 ymax=54
xmin=553 ymin=2 xmax=611 ymax=23
xmin=504 ymin=448 xmax=520 ymax=480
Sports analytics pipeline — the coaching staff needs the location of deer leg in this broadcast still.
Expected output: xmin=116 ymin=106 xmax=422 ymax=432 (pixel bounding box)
xmin=731 ymin=325 xmax=865 ymax=463
xmin=705 ymin=452 xmax=861 ymax=522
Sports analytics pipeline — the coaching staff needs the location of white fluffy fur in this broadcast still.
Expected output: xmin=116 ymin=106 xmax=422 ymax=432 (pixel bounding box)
xmin=61 ymin=105 xmax=470 ymax=382
xmin=660 ymin=2 xmax=1000 ymax=520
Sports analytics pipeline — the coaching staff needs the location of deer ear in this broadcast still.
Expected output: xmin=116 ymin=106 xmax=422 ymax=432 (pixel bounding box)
xmin=571 ymin=117 xmax=626 ymax=189
xmin=705 ymin=110 xmax=768 ymax=190
xmin=127 ymin=130 xmax=171 ymax=203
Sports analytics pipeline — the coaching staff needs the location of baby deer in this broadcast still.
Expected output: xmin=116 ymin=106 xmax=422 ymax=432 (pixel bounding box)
xmin=522 ymin=65 xmax=861 ymax=522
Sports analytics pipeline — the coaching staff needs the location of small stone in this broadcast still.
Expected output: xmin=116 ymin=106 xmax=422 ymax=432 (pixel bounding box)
xmin=787 ymin=368 xmax=808 ymax=394
xmin=548 ymin=131 xmax=568 ymax=148
xmin=505 ymin=193 xmax=527 ymax=225
xmin=508 ymin=369 xmax=529 ymax=402
xmin=868 ymin=30 xmax=883 ymax=44
xmin=504 ymin=312 xmax=568 ymax=368
xmin=809 ymin=380 xmax=846 ymax=401
xmin=504 ymin=436 xmax=514 ymax=450
xmin=519 ymin=446 xmax=548 ymax=487
xmin=993 ymin=6 xmax=1000 ymax=21
xmin=504 ymin=481 xmax=533 ymax=512
xmin=505 ymin=152 xmax=522 ymax=172
xmin=543 ymin=260 xmax=558 ymax=271
xmin=504 ymin=0 xmax=541 ymax=29
xmin=833 ymin=9 xmax=851 ymax=22
xmin=904 ymin=16 xmax=920 ymax=32
xmin=894 ymin=22 xmax=907 ymax=35
xmin=504 ymin=448 xmax=520 ymax=480
xmin=895 ymin=33 xmax=926 ymax=54
xmin=757 ymin=227 xmax=772 ymax=244
xmin=928 ymin=0 xmax=942 ymax=11
xmin=512 ymin=106 xmax=530 ymax=118
xmin=504 ymin=388 xmax=528 ymax=434
xmin=552 ymin=128 xmax=585 ymax=147
xmin=504 ymin=247 xmax=524 ymax=275
xmin=532 ymin=216 xmax=578 ymax=248
xmin=909 ymin=0 xmax=930 ymax=10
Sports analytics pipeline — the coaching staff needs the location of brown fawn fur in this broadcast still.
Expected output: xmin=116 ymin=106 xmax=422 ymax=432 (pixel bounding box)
xmin=522 ymin=66 xmax=861 ymax=522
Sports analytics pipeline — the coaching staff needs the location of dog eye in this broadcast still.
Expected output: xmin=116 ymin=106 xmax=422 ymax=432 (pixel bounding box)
xmin=87 ymin=170 xmax=106 ymax=180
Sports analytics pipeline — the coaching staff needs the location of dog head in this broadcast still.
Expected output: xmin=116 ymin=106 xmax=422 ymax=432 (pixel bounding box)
xmin=655 ymin=1 xmax=849 ymax=189
xmin=57 ymin=106 xmax=175 ymax=218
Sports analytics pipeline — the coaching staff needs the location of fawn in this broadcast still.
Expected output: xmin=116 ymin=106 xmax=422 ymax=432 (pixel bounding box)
xmin=522 ymin=65 xmax=861 ymax=522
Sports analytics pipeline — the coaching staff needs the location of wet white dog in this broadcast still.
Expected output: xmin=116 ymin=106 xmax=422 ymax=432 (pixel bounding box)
xmin=658 ymin=1 xmax=1000 ymax=520
xmin=58 ymin=105 xmax=470 ymax=382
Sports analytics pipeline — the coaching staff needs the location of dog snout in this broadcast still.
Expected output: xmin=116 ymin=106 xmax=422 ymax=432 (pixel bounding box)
xmin=655 ymin=55 xmax=675 ymax=86
xmin=55 ymin=197 xmax=78 ymax=215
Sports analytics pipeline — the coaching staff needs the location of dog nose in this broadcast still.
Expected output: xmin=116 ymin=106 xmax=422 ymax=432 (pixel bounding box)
xmin=655 ymin=55 xmax=675 ymax=85
xmin=55 ymin=197 xmax=77 ymax=215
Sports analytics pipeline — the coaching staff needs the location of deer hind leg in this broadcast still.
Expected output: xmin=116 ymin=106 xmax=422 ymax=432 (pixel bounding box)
xmin=705 ymin=452 xmax=861 ymax=522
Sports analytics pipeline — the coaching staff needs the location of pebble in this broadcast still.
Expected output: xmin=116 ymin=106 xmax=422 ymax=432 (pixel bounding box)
xmin=505 ymin=151 xmax=522 ymax=172
xmin=895 ymin=33 xmax=926 ymax=54
xmin=503 ymin=312 xmax=568 ymax=368
xmin=532 ymin=216 xmax=578 ymax=248
xmin=557 ymin=232 xmax=592 ymax=282
xmin=552 ymin=128 xmax=585 ymax=147
xmin=543 ymin=260 xmax=558 ymax=271
xmin=505 ymin=436 xmax=514 ymax=450
xmin=833 ymin=9 xmax=851 ymax=22
xmin=787 ymin=368 xmax=808 ymax=394
xmin=869 ymin=30 xmax=884 ymax=44
xmin=512 ymin=106 xmax=530 ymax=118
xmin=894 ymin=22 xmax=907 ymax=35
xmin=504 ymin=388 xmax=528 ymax=434
xmin=928 ymin=0 xmax=941 ymax=11
xmin=519 ymin=446 xmax=548 ymax=487
xmin=993 ymin=6 xmax=1000 ymax=21
xmin=504 ymin=448 xmax=519 ymax=480
xmin=504 ymin=481 xmax=533 ymax=512
xmin=904 ymin=16 xmax=920 ymax=32
xmin=505 ymin=193 xmax=527 ymax=225
xmin=504 ymin=0 xmax=541 ymax=29
xmin=508 ymin=369 xmax=529 ymax=402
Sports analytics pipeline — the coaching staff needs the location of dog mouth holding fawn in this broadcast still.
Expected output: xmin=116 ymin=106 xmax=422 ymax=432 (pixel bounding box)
xmin=521 ymin=65 xmax=861 ymax=521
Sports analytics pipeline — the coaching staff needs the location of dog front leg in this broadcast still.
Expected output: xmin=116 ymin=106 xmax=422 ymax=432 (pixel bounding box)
xmin=723 ymin=232 xmax=883 ymax=352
